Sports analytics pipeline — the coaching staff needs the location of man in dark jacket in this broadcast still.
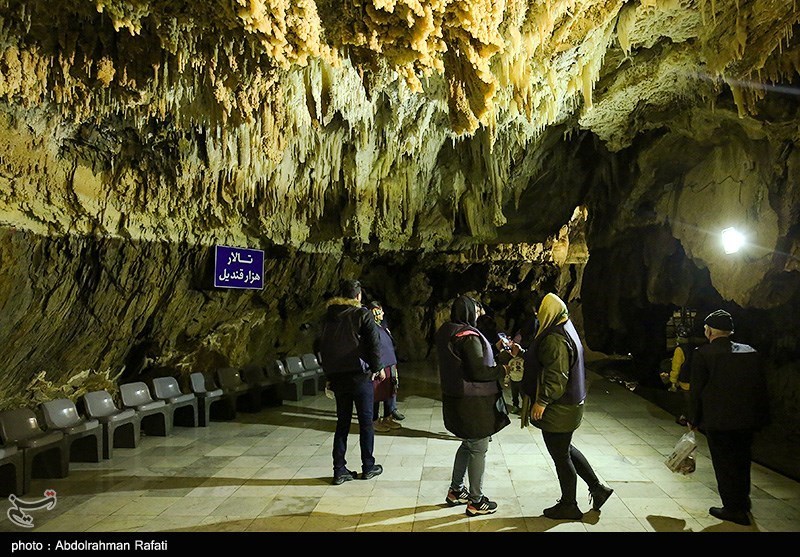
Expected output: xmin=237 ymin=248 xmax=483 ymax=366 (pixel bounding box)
xmin=316 ymin=279 xmax=385 ymax=485
xmin=688 ymin=309 xmax=770 ymax=526
xmin=435 ymin=295 xmax=511 ymax=516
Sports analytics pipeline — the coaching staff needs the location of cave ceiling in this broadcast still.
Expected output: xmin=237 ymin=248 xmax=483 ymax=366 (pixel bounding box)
xmin=1 ymin=1 xmax=800 ymax=401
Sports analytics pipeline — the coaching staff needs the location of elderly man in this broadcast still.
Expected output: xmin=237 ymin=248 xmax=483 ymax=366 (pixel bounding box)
xmin=687 ymin=309 xmax=770 ymax=526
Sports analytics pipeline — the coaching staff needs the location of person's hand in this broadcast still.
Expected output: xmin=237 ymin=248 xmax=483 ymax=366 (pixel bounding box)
xmin=375 ymin=369 xmax=386 ymax=381
xmin=510 ymin=342 xmax=522 ymax=357
xmin=531 ymin=402 xmax=546 ymax=421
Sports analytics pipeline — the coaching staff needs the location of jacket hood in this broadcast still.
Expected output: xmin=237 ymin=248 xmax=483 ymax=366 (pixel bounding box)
xmin=324 ymin=296 xmax=363 ymax=318
xmin=326 ymin=296 xmax=362 ymax=309
xmin=450 ymin=295 xmax=478 ymax=327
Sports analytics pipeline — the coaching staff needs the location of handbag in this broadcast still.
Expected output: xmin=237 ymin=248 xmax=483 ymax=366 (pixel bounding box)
xmin=665 ymin=430 xmax=697 ymax=474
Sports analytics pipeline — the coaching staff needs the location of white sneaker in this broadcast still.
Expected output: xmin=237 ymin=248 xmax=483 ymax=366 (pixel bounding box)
xmin=373 ymin=420 xmax=391 ymax=432
xmin=382 ymin=416 xmax=402 ymax=430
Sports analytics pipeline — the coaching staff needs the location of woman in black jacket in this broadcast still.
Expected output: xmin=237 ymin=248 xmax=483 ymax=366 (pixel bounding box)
xmin=435 ymin=295 xmax=511 ymax=516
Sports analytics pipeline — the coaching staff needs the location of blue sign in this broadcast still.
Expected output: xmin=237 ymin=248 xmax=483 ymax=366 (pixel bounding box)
xmin=214 ymin=245 xmax=264 ymax=290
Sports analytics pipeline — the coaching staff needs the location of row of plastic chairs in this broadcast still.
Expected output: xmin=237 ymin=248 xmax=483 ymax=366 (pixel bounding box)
xmin=274 ymin=353 xmax=325 ymax=401
xmin=0 ymin=375 xmax=203 ymax=497
xmin=0 ymin=357 xmax=328 ymax=497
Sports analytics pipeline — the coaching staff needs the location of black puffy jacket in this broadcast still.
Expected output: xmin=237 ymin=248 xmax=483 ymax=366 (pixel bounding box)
xmin=316 ymin=297 xmax=382 ymax=378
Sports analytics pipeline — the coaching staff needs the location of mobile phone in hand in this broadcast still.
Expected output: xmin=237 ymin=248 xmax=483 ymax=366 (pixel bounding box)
xmin=498 ymin=332 xmax=511 ymax=350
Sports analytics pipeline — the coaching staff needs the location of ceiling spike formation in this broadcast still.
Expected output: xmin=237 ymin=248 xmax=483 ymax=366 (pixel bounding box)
xmin=0 ymin=0 xmax=798 ymax=252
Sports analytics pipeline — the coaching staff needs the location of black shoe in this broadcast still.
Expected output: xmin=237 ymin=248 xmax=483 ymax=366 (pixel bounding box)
xmin=361 ymin=464 xmax=383 ymax=480
xmin=332 ymin=469 xmax=358 ymax=485
xmin=709 ymin=506 xmax=751 ymax=526
xmin=543 ymin=501 xmax=583 ymax=520
xmin=445 ymin=486 xmax=470 ymax=507
xmin=391 ymin=410 xmax=405 ymax=421
xmin=589 ymin=484 xmax=614 ymax=511
xmin=466 ymin=496 xmax=498 ymax=516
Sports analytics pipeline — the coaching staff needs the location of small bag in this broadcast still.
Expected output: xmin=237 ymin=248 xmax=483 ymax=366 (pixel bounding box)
xmin=507 ymin=356 xmax=525 ymax=382
xmin=665 ymin=430 xmax=697 ymax=474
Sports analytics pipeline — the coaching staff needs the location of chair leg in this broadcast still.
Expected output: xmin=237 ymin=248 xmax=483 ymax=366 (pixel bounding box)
xmin=111 ymin=422 xmax=139 ymax=455
xmin=140 ymin=413 xmax=171 ymax=436
xmin=302 ymin=378 xmax=318 ymax=396
xmin=68 ymin=432 xmax=103 ymax=463
xmin=0 ymin=459 xmax=24 ymax=497
xmin=210 ymin=397 xmax=236 ymax=421
xmin=30 ymin=446 xmax=69 ymax=480
xmin=173 ymin=405 xmax=198 ymax=427
xmin=281 ymin=382 xmax=303 ymax=401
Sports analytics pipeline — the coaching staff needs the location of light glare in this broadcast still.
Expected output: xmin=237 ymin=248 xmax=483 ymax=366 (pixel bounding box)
xmin=722 ymin=227 xmax=745 ymax=254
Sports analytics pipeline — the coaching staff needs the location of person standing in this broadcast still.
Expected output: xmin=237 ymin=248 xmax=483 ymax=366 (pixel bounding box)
xmin=519 ymin=292 xmax=613 ymax=520
xmin=367 ymin=301 xmax=403 ymax=432
xmin=435 ymin=295 xmax=511 ymax=516
xmin=316 ymin=279 xmax=385 ymax=485
xmin=687 ymin=309 xmax=770 ymax=526
xmin=660 ymin=328 xmax=699 ymax=426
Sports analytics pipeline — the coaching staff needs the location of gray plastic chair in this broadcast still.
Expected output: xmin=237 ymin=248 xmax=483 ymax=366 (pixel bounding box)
xmin=274 ymin=359 xmax=301 ymax=401
xmin=82 ymin=390 xmax=140 ymax=459
xmin=284 ymin=356 xmax=319 ymax=399
xmin=241 ymin=364 xmax=281 ymax=408
xmin=300 ymin=353 xmax=326 ymax=393
xmin=0 ymin=441 xmax=24 ymax=496
xmin=119 ymin=382 xmax=172 ymax=437
xmin=0 ymin=408 xmax=69 ymax=494
xmin=215 ymin=367 xmax=255 ymax=412
xmin=151 ymin=376 xmax=199 ymax=427
xmin=40 ymin=398 xmax=102 ymax=463
xmin=189 ymin=372 xmax=234 ymax=424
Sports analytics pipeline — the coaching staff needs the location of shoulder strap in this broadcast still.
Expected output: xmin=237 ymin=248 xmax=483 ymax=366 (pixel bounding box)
xmin=454 ymin=329 xmax=480 ymax=339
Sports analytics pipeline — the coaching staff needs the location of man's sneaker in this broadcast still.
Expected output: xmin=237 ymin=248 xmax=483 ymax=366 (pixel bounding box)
xmin=589 ymin=484 xmax=614 ymax=511
xmin=361 ymin=464 xmax=383 ymax=480
xmin=445 ymin=486 xmax=470 ymax=506
xmin=466 ymin=496 xmax=498 ymax=516
xmin=332 ymin=469 xmax=357 ymax=485
xmin=382 ymin=416 xmax=402 ymax=430
xmin=543 ymin=500 xmax=583 ymax=520
xmin=373 ymin=419 xmax=391 ymax=433
xmin=391 ymin=410 xmax=405 ymax=421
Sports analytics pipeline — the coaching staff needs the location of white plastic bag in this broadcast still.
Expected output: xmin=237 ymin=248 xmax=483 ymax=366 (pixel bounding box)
xmin=665 ymin=430 xmax=697 ymax=474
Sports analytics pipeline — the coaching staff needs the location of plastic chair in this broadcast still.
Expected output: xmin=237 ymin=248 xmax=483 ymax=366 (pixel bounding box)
xmin=81 ymin=390 xmax=141 ymax=459
xmin=190 ymin=372 xmax=233 ymax=424
xmin=40 ymin=398 xmax=102 ymax=463
xmin=151 ymin=376 xmax=199 ymax=427
xmin=273 ymin=359 xmax=301 ymax=401
xmin=241 ymin=364 xmax=281 ymax=408
xmin=285 ymin=356 xmax=320 ymax=398
xmin=300 ymin=353 xmax=326 ymax=393
xmin=0 ymin=408 xmax=69 ymax=494
xmin=216 ymin=367 xmax=256 ymax=412
xmin=119 ymin=382 xmax=172 ymax=437
xmin=0 ymin=441 xmax=24 ymax=496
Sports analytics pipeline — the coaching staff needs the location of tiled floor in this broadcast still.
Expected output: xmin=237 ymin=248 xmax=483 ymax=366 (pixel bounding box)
xmin=2 ymin=361 xmax=799 ymax=534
